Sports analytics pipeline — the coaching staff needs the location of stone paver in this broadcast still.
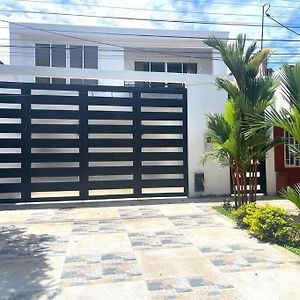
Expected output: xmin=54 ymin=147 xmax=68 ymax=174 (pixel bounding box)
xmin=0 ymin=200 xmax=299 ymax=299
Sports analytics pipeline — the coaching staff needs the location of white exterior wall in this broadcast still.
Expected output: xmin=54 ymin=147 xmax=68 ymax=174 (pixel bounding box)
xmin=187 ymin=82 xmax=230 ymax=197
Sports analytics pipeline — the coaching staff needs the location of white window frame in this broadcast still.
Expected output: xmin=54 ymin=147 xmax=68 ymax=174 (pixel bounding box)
xmin=284 ymin=131 xmax=300 ymax=167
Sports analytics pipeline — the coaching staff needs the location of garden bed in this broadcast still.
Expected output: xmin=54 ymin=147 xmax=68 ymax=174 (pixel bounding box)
xmin=214 ymin=203 xmax=300 ymax=257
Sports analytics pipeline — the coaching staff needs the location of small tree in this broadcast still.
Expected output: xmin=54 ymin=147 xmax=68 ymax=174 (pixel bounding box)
xmin=202 ymin=34 xmax=279 ymax=207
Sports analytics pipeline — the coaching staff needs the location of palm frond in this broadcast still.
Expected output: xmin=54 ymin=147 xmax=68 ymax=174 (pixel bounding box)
xmin=280 ymin=183 xmax=300 ymax=210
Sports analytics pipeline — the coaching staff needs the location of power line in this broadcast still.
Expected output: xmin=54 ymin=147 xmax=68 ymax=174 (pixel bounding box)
xmin=9 ymin=0 xmax=293 ymax=19
xmin=0 ymin=26 xmax=300 ymax=44
xmin=266 ymin=10 xmax=300 ymax=36
xmin=0 ymin=18 xmax=231 ymax=61
xmin=2 ymin=9 xmax=300 ymax=28
xmin=171 ymin=0 xmax=300 ymax=9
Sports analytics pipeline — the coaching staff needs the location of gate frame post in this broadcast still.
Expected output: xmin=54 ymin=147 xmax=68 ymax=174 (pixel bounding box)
xmin=20 ymin=85 xmax=31 ymax=202
xmin=79 ymin=89 xmax=89 ymax=200
xmin=132 ymin=90 xmax=142 ymax=198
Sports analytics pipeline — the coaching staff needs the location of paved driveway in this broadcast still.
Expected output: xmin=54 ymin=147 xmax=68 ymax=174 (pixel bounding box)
xmin=0 ymin=202 xmax=299 ymax=300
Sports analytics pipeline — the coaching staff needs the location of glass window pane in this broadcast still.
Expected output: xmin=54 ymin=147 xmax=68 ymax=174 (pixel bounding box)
xmin=150 ymin=62 xmax=165 ymax=72
xmin=167 ymin=63 xmax=182 ymax=73
xmin=35 ymin=77 xmax=50 ymax=84
xmin=84 ymin=79 xmax=98 ymax=85
xmin=183 ymin=63 xmax=197 ymax=74
xmin=70 ymin=78 xmax=83 ymax=85
xmin=70 ymin=45 xmax=83 ymax=68
xmin=52 ymin=78 xmax=66 ymax=84
xmin=167 ymin=83 xmax=184 ymax=88
xmin=84 ymin=46 xmax=98 ymax=69
xmin=150 ymin=82 xmax=166 ymax=88
xmin=135 ymin=62 xmax=149 ymax=71
xmin=51 ymin=44 xmax=66 ymax=67
xmin=35 ymin=44 xmax=50 ymax=67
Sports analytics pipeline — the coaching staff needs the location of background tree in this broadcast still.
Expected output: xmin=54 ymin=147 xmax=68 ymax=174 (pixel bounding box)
xmin=202 ymin=34 xmax=279 ymax=207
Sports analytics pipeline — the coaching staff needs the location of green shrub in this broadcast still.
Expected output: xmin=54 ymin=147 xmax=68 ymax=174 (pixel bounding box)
xmin=232 ymin=202 xmax=257 ymax=228
xmin=245 ymin=205 xmax=292 ymax=244
xmin=289 ymin=224 xmax=300 ymax=247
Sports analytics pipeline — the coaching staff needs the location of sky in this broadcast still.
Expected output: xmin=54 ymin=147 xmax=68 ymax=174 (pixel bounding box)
xmin=0 ymin=0 xmax=300 ymax=69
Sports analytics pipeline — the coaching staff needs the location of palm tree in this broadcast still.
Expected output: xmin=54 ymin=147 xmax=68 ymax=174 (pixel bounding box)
xmin=203 ymin=34 xmax=279 ymax=207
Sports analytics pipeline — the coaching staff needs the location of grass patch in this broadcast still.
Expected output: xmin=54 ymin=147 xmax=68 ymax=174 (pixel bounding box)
xmin=214 ymin=206 xmax=236 ymax=222
xmin=214 ymin=205 xmax=300 ymax=257
xmin=284 ymin=245 xmax=300 ymax=256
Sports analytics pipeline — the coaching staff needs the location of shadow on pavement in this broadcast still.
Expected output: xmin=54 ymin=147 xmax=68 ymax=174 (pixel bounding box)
xmin=0 ymin=225 xmax=60 ymax=299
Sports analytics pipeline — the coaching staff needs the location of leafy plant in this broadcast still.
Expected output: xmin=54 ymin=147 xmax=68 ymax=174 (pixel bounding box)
xmin=232 ymin=202 xmax=257 ymax=228
xmin=245 ymin=205 xmax=292 ymax=244
xmin=280 ymin=183 xmax=300 ymax=211
xmin=222 ymin=198 xmax=233 ymax=210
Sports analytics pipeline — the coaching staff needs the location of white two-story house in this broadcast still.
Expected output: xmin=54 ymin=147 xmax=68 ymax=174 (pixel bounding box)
xmin=0 ymin=22 xmax=276 ymax=201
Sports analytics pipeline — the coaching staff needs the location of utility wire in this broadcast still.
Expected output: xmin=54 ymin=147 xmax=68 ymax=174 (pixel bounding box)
xmin=0 ymin=18 xmax=231 ymax=61
xmin=171 ymin=0 xmax=300 ymax=9
xmin=2 ymin=9 xmax=300 ymax=28
xmin=266 ymin=10 xmax=300 ymax=36
xmin=0 ymin=27 xmax=299 ymax=43
xmin=9 ymin=0 xmax=293 ymax=19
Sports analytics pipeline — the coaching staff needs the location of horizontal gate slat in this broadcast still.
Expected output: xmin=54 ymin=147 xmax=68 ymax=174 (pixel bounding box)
xmin=141 ymin=139 xmax=183 ymax=147
xmin=88 ymin=111 xmax=133 ymax=120
xmin=88 ymin=180 xmax=133 ymax=189
xmin=31 ymin=139 xmax=80 ymax=148
xmin=0 ymin=139 xmax=21 ymax=147
xmin=87 ymin=97 xmax=133 ymax=106
xmin=141 ymin=112 xmax=184 ymax=120
xmin=140 ymin=99 xmax=183 ymax=107
xmin=0 ymin=110 xmax=22 ymax=118
xmin=31 ymin=110 xmax=80 ymax=119
xmin=31 ymin=124 xmax=79 ymax=134
xmin=0 ymin=183 xmax=21 ymax=193
xmin=141 ymin=166 xmax=185 ymax=174
xmin=31 ymin=153 xmax=80 ymax=162
xmin=141 ymin=126 xmax=183 ymax=134
xmin=0 ymin=124 xmax=22 ymax=133
xmin=88 ymin=153 xmax=133 ymax=161
xmin=0 ymin=168 xmax=21 ymax=178
xmin=30 ymin=96 xmax=80 ymax=105
xmin=88 ymin=166 xmax=133 ymax=175
xmin=88 ymin=125 xmax=133 ymax=134
xmin=88 ymin=139 xmax=133 ymax=147
xmin=0 ymin=154 xmax=21 ymax=163
xmin=141 ymin=152 xmax=184 ymax=160
xmin=31 ymin=182 xmax=80 ymax=192
xmin=141 ymin=179 xmax=185 ymax=188
xmin=30 ymin=168 xmax=80 ymax=177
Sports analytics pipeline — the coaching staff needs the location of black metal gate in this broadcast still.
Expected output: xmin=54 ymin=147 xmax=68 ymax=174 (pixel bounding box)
xmin=230 ymin=160 xmax=267 ymax=195
xmin=0 ymin=82 xmax=188 ymax=203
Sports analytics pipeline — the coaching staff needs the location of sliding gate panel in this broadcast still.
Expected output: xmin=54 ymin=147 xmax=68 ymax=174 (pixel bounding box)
xmin=138 ymin=91 xmax=188 ymax=197
xmin=0 ymin=82 xmax=187 ymax=203
xmin=86 ymin=90 xmax=136 ymax=199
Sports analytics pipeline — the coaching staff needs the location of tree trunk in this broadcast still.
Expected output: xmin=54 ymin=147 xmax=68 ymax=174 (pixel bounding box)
xmin=230 ymin=159 xmax=238 ymax=208
xmin=253 ymin=161 xmax=258 ymax=202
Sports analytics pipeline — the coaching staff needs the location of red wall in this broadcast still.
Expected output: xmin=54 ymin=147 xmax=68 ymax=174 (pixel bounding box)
xmin=274 ymin=127 xmax=300 ymax=191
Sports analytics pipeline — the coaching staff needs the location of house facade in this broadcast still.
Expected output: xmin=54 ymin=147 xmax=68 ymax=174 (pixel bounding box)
xmin=0 ymin=22 xmax=278 ymax=201
xmin=273 ymin=85 xmax=300 ymax=191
